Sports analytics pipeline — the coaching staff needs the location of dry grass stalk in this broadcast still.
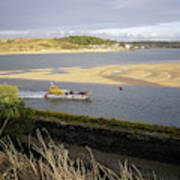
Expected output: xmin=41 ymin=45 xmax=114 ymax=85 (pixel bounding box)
xmin=0 ymin=129 xmax=156 ymax=180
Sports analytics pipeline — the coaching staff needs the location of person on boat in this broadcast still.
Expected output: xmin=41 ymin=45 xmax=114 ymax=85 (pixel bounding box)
xmin=78 ymin=92 xmax=86 ymax=95
xmin=78 ymin=91 xmax=91 ymax=95
xmin=69 ymin=91 xmax=74 ymax=94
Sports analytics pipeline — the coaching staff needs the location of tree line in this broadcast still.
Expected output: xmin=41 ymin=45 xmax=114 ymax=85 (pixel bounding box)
xmin=60 ymin=36 xmax=117 ymax=45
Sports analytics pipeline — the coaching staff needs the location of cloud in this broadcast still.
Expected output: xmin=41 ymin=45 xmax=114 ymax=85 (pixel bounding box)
xmin=1 ymin=0 xmax=180 ymax=31
xmin=0 ymin=22 xmax=180 ymax=41
xmin=91 ymin=22 xmax=180 ymax=41
xmin=112 ymin=0 xmax=147 ymax=9
xmin=0 ymin=30 xmax=31 ymax=36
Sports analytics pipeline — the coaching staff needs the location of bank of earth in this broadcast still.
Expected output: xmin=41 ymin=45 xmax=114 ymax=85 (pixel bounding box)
xmin=32 ymin=108 xmax=180 ymax=165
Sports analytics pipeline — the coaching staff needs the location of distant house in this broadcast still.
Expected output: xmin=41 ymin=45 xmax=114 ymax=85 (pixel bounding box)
xmin=125 ymin=44 xmax=132 ymax=49
xmin=89 ymin=44 xmax=106 ymax=48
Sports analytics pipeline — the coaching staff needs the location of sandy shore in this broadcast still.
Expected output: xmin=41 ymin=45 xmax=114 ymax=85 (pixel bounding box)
xmin=0 ymin=48 xmax=127 ymax=56
xmin=0 ymin=62 xmax=180 ymax=87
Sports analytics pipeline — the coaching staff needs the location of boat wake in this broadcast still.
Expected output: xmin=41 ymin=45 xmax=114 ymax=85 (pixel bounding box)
xmin=18 ymin=90 xmax=46 ymax=99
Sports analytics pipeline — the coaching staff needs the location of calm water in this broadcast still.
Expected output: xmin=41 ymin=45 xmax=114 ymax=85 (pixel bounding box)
xmin=0 ymin=49 xmax=180 ymax=128
xmin=0 ymin=48 xmax=180 ymax=70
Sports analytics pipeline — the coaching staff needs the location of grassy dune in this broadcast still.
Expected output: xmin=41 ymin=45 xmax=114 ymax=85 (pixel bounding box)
xmin=0 ymin=37 xmax=123 ymax=55
xmin=0 ymin=38 xmax=86 ymax=53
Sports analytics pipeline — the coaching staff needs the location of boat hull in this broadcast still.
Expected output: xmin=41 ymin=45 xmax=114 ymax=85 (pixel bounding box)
xmin=44 ymin=93 xmax=89 ymax=100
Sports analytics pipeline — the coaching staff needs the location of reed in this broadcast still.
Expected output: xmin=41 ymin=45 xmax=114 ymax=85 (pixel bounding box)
xmin=0 ymin=130 xmax=156 ymax=180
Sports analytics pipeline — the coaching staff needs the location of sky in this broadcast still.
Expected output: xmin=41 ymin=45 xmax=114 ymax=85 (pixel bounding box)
xmin=0 ymin=0 xmax=180 ymax=41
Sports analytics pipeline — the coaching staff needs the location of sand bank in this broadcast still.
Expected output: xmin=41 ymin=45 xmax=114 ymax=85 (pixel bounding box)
xmin=0 ymin=48 xmax=127 ymax=56
xmin=0 ymin=62 xmax=180 ymax=87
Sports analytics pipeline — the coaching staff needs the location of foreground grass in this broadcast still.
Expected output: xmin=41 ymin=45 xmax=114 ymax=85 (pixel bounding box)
xmin=0 ymin=130 xmax=156 ymax=180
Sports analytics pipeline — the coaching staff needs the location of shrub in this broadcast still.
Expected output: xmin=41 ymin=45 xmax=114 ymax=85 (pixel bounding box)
xmin=0 ymin=84 xmax=35 ymax=138
xmin=0 ymin=84 xmax=18 ymax=100
xmin=4 ymin=108 xmax=35 ymax=138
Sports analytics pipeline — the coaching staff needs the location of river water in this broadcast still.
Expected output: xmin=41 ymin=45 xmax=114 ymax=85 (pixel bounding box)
xmin=0 ymin=49 xmax=180 ymax=128
xmin=1 ymin=49 xmax=180 ymax=179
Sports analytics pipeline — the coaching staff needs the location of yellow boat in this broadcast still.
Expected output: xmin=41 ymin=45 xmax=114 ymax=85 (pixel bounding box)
xmin=44 ymin=82 xmax=90 ymax=100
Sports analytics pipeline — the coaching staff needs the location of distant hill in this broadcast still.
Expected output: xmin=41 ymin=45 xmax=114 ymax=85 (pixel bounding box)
xmin=0 ymin=36 xmax=179 ymax=54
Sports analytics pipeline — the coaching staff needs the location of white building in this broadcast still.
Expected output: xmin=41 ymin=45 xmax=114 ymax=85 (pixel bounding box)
xmin=125 ymin=44 xmax=132 ymax=49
